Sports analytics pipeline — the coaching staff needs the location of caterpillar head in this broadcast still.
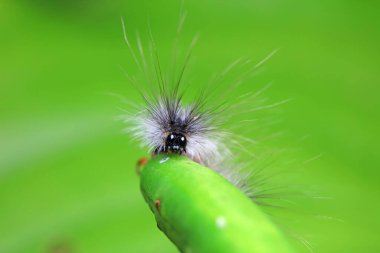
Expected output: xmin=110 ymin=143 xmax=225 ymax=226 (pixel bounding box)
xmin=164 ymin=132 xmax=187 ymax=154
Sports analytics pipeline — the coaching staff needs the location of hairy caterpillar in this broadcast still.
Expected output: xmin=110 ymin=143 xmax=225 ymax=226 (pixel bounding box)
xmin=120 ymin=9 xmax=303 ymax=253
xmin=120 ymin=15 xmax=283 ymax=198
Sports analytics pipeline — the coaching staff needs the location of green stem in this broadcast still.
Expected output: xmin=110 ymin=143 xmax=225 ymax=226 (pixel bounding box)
xmin=139 ymin=154 xmax=295 ymax=253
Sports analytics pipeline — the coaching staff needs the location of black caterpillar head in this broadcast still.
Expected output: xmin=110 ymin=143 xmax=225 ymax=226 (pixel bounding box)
xmin=164 ymin=132 xmax=187 ymax=154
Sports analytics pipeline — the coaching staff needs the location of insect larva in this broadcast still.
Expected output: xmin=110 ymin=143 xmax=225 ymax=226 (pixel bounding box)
xmin=120 ymin=15 xmax=282 ymax=199
xmin=118 ymin=5 xmax=320 ymax=251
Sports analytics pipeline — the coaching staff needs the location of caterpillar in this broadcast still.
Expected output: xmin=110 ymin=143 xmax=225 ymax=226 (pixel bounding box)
xmin=120 ymin=15 xmax=283 ymax=199
xmin=120 ymin=9 xmax=302 ymax=253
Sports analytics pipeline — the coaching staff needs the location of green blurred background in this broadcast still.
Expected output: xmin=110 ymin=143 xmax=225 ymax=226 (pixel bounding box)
xmin=1 ymin=0 xmax=379 ymax=252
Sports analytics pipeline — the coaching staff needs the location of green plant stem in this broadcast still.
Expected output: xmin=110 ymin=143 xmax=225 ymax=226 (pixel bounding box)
xmin=139 ymin=154 xmax=295 ymax=253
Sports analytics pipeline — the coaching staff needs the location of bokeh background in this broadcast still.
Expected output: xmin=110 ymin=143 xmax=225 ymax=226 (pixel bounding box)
xmin=1 ymin=0 xmax=379 ymax=252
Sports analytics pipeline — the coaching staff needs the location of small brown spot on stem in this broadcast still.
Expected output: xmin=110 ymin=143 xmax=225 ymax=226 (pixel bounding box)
xmin=135 ymin=157 xmax=148 ymax=175
xmin=155 ymin=199 xmax=161 ymax=212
